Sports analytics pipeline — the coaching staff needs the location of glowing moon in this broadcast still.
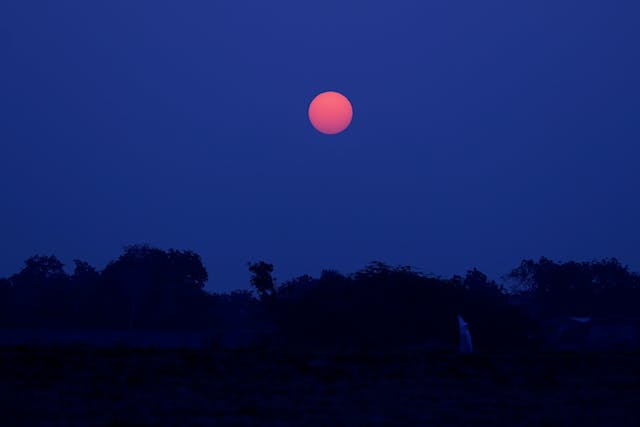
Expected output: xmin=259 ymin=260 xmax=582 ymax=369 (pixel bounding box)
xmin=308 ymin=91 xmax=353 ymax=135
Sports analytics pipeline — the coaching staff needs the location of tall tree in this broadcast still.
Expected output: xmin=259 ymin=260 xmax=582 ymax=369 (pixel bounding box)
xmin=101 ymin=244 xmax=210 ymax=329
xmin=248 ymin=261 xmax=276 ymax=301
xmin=9 ymin=255 xmax=70 ymax=326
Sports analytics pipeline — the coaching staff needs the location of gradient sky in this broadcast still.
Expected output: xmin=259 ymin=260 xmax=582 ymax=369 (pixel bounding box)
xmin=1 ymin=0 xmax=639 ymax=291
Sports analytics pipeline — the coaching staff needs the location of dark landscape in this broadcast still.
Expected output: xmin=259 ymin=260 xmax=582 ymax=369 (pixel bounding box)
xmin=1 ymin=246 xmax=640 ymax=425
xmin=2 ymin=347 xmax=639 ymax=426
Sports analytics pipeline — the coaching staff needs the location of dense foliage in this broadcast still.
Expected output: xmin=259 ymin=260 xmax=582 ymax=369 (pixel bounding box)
xmin=508 ymin=257 xmax=640 ymax=317
xmin=1 ymin=247 xmax=639 ymax=351
xmin=272 ymin=263 xmax=534 ymax=351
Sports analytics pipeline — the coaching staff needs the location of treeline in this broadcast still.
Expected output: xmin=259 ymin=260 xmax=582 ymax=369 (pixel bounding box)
xmin=266 ymin=263 xmax=534 ymax=351
xmin=264 ymin=258 xmax=640 ymax=351
xmin=1 ymin=245 xmax=639 ymax=351
xmin=0 ymin=245 xmax=214 ymax=329
xmin=508 ymin=257 xmax=640 ymax=317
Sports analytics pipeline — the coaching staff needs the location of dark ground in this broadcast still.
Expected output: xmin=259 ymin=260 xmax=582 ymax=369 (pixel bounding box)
xmin=1 ymin=347 xmax=639 ymax=426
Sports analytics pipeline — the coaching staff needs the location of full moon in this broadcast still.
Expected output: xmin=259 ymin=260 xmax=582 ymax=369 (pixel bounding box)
xmin=308 ymin=91 xmax=353 ymax=135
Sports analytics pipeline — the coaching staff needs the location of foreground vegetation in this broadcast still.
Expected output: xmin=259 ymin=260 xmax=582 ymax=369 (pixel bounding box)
xmin=2 ymin=244 xmax=640 ymax=352
xmin=2 ymin=246 xmax=640 ymax=425
xmin=1 ymin=346 xmax=639 ymax=426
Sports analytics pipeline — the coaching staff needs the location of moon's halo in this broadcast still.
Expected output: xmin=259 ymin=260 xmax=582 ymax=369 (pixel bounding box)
xmin=308 ymin=91 xmax=353 ymax=135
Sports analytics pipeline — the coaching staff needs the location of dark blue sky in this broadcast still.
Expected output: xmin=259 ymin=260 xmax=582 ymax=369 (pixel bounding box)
xmin=1 ymin=0 xmax=639 ymax=291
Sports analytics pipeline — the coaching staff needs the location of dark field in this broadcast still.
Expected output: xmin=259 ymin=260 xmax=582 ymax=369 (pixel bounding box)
xmin=1 ymin=347 xmax=639 ymax=426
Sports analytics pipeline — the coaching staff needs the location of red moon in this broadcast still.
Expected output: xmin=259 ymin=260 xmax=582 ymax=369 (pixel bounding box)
xmin=308 ymin=91 xmax=353 ymax=135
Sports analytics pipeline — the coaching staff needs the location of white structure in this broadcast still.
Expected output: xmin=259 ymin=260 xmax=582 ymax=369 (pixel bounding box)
xmin=458 ymin=315 xmax=473 ymax=354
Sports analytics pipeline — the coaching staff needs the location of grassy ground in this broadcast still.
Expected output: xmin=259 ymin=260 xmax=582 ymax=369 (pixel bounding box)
xmin=1 ymin=347 xmax=639 ymax=426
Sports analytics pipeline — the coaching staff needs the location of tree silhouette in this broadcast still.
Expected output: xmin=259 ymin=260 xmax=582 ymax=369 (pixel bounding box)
xmin=248 ymin=261 xmax=276 ymax=301
xmin=100 ymin=244 xmax=210 ymax=329
xmin=10 ymin=255 xmax=68 ymax=287
xmin=508 ymin=257 xmax=640 ymax=317
xmin=167 ymin=249 xmax=208 ymax=291
xmin=452 ymin=268 xmax=535 ymax=350
xmin=8 ymin=255 xmax=72 ymax=327
xmin=65 ymin=260 xmax=100 ymax=327
xmin=72 ymin=260 xmax=99 ymax=284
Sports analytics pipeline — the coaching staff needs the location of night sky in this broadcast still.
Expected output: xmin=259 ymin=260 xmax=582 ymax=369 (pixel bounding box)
xmin=1 ymin=1 xmax=639 ymax=291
